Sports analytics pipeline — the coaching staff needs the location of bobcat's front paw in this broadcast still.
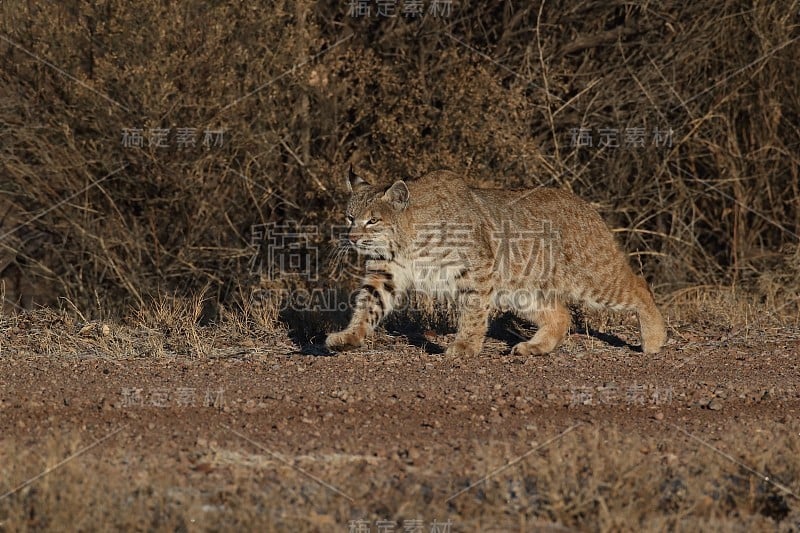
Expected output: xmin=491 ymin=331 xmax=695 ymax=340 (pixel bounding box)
xmin=510 ymin=341 xmax=550 ymax=356
xmin=445 ymin=339 xmax=482 ymax=357
xmin=325 ymin=330 xmax=364 ymax=352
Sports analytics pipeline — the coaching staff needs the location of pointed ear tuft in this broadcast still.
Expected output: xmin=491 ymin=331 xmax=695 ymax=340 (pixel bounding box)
xmin=346 ymin=165 xmax=369 ymax=193
xmin=382 ymin=180 xmax=410 ymax=210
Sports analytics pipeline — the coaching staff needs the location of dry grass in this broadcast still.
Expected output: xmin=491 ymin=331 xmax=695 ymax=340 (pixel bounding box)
xmin=1 ymin=421 xmax=798 ymax=531
xmin=0 ymin=300 xmax=798 ymax=530
xmin=0 ymin=0 xmax=798 ymax=322
xmin=1 ymin=2 xmax=799 ymax=530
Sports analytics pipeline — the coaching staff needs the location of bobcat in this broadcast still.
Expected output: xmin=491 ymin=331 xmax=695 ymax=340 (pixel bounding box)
xmin=326 ymin=169 xmax=667 ymax=356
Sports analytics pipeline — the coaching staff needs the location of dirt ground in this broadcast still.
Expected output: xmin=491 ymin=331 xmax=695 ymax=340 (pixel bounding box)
xmin=0 ymin=305 xmax=799 ymax=532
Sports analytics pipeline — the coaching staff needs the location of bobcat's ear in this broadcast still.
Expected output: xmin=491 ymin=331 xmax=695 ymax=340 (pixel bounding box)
xmin=346 ymin=165 xmax=369 ymax=193
xmin=382 ymin=180 xmax=410 ymax=210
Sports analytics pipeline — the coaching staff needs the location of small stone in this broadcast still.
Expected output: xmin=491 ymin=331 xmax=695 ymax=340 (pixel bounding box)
xmin=193 ymin=463 xmax=214 ymax=474
xmin=708 ymin=398 xmax=723 ymax=411
xmin=662 ymin=453 xmax=679 ymax=466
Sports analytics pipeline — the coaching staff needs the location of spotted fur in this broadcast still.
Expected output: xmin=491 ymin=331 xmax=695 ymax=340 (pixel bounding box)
xmin=326 ymin=169 xmax=667 ymax=356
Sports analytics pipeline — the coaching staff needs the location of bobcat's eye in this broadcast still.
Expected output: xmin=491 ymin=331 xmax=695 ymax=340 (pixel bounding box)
xmin=365 ymin=217 xmax=381 ymax=226
xmin=345 ymin=215 xmax=354 ymax=225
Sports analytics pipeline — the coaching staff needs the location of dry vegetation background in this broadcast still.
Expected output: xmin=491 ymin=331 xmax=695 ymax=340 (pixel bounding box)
xmin=2 ymin=3 xmax=800 ymax=531
xmin=1 ymin=0 xmax=799 ymax=322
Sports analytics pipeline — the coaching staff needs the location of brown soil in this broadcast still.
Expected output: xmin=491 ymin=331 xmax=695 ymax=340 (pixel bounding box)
xmin=1 ymin=310 xmax=799 ymax=531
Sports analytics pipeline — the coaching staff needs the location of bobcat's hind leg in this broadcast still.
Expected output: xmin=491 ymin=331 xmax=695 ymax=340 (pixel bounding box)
xmin=631 ymin=275 xmax=667 ymax=353
xmin=326 ymin=267 xmax=399 ymax=352
xmin=511 ymin=300 xmax=571 ymax=356
xmin=588 ymin=271 xmax=667 ymax=354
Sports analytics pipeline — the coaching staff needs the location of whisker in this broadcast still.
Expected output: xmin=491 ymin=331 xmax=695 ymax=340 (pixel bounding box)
xmin=329 ymin=244 xmax=351 ymax=278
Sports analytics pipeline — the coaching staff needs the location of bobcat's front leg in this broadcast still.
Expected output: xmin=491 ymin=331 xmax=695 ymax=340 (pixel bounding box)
xmin=446 ymin=282 xmax=492 ymax=357
xmin=326 ymin=264 xmax=398 ymax=351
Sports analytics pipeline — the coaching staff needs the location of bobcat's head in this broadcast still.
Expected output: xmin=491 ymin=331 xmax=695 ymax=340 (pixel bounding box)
xmin=341 ymin=167 xmax=409 ymax=259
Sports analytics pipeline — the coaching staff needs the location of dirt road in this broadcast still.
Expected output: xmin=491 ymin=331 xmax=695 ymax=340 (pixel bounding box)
xmin=1 ymin=315 xmax=799 ymax=531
